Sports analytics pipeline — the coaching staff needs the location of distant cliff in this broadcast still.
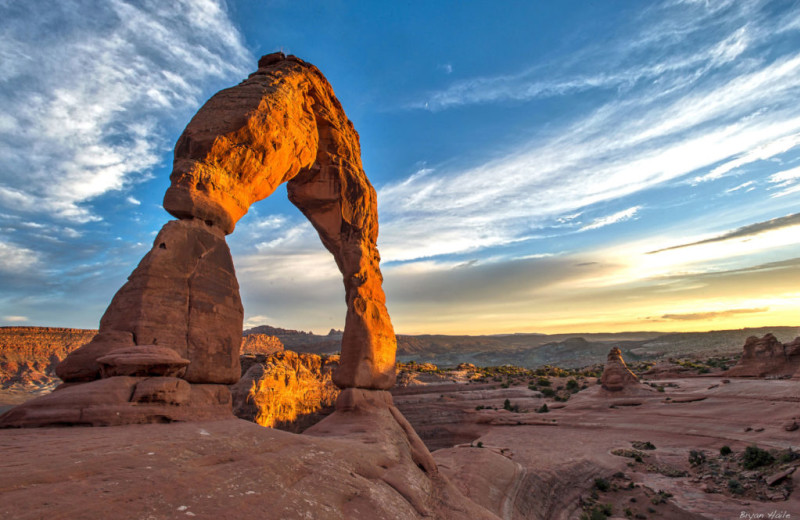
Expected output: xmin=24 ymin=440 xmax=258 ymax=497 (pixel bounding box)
xmin=0 ymin=327 xmax=97 ymax=387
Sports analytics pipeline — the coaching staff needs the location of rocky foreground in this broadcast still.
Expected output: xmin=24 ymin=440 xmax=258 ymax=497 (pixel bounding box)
xmin=2 ymin=349 xmax=800 ymax=519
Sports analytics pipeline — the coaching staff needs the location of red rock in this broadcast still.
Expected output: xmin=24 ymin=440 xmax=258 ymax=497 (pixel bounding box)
xmin=163 ymin=53 xmax=396 ymax=390
xmin=600 ymin=347 xmax=639 ymax=392
xmin=0 ymin=376 xmax=232 ymax=428
xmin=55 ymin=330 xmax=134 ymax=382
xmin=726 ymin=334 xmax=800 ymax=378
xmin=96 ymin=345 xmax=190 ymax=378
xmin=131 ymin=377 xmax=191 ymax=405
xmin=230 ymin=351 xmax=338 ymax=431
xmin=57 ymin=219 xmax=243 ymax=384
xmin=240 ymin=333 xmax=283 ymax=355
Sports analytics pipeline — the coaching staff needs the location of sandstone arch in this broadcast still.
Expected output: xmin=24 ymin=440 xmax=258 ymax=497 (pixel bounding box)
xmin=57 ymin=53 xmax=396 ymax=390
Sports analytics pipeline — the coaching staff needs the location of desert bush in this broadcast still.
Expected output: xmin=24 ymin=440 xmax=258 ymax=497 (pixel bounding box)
xmin=743 ymin=445 xmax=774 ymax=469
xmin=720 ymin=445 xmax=732 ymax=456
xmin=728 ymin=478 xmax=744 ymax=495
xmin=594 ymin=478 xmax=610 ymax=492
xmin=541 ymin=388 xmax=556 ymax=397
xmin=537 ymin=403 xmax=549 ymax=413
xmin=567 ymin=379 xmax=580 ymax=391
xmin=688 ymin=450 xmax=706 ymax=466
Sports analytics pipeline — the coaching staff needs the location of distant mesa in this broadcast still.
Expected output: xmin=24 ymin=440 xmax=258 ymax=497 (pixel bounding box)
xmin=725 ymin=333 xmax=800 ymax=378
xmin=600 ymin=347 xmax=640 ymax=392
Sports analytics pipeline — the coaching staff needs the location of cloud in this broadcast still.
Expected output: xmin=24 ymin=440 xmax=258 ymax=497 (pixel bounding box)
xmin=647 ymin=212 xmax=800 ymax=254
xmin=126 ymin=196 xmax=141 ymax=205
xmin=725 ymin=181 xmax=754 ymax=193
xmin=0 ymin=0 xmax=250 ymax=223
xmin=0 ymin=240 xmax=40 ymax=273
xmin=2 ymin=315 xmax=28 ymax=322
xmin=659 ymin=307 xmax=768 ymax=321
xmin=408 ymin=2 xmax=767 ymax=111
xmin=580 ymin=206 xmax=641 ymax=232
xmin=376 ymin=1 xmax=800 ymax=264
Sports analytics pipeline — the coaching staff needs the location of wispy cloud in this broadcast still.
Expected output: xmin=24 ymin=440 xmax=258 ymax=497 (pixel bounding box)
xmin=2 ymin=315 xmax=28 ymax=323
xmin=647 ymin=212 xmax=800 ymax=254
xmin=378 ymin=0 xmax=800 ymax=263
xmin=126 ymin=196 xmax=141 ymax=206
xmin=580 ymin=206 xmax=641 ymax=232
xmin=659 ymin=307 xmax=768 ymax=321
xmin=0 ymin=0 xmax=250 ymax=223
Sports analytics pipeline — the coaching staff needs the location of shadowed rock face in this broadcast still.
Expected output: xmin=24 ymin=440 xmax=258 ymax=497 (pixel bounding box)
xmin=57 ymin=52 xmax=395 ymax=391
xmin=600 ymin=347 xmax=639 ymax=392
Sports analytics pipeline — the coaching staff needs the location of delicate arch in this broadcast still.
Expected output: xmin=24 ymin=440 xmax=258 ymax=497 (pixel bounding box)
xmin=58 ymin=53 xmax=396 ymax=390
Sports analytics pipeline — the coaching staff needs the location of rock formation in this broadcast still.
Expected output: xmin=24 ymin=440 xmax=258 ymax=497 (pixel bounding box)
xmin=1 ymin=53 xmax=396 ymax=428
xmin=600 ymin=347 xmax=639 ymax=392
xmin=726 ymin=333 xmax=800 ymax=378
xmin=164 ymin=52 xmax=396 ymax=389
xmin=231 ymin=350 xmax=339 ymax=431
xmin=240 ymin=333 xmax=284 ymax=356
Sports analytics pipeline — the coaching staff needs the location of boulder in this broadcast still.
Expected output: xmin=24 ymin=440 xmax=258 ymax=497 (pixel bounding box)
xmin=96 ymin=345 xmax=190 ymax=378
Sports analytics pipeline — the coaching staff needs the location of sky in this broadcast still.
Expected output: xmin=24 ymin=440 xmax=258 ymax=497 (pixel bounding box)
xmin=2 ymin=0 xmax=800 ymax=335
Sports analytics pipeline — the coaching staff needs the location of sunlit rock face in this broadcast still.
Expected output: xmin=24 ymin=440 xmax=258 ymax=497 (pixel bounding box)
xmin=240 ymin=334 xmax=284 ymax=356
xmin=727 ymin=333 xmax=800 ymax=378
xmin=231 ymin=351 xmax=339 ymax=431
xmin=600 ymin=347 xmax=639 ymax=391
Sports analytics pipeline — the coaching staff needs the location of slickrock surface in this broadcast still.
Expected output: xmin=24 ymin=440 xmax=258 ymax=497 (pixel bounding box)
xmin=164 ymin=52 xmax=396 ymax=390
xmin=0 ymin=412 xmax=498 ymax=519
xmin=600 ymin=347 xmax=643 ymax=392
xmin=726 ymin=333 xmax=800 ymax=378
xmin=231 ymin=350 xmax=339 ymax=431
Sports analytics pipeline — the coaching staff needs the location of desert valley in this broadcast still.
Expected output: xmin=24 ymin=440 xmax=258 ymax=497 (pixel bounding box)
xmin=2 ymin=321 xmax=800 ymax=519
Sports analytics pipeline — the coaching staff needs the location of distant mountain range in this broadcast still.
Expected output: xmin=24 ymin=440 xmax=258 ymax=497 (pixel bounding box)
xmin=243 ymin=325 xmax=800 ymax=368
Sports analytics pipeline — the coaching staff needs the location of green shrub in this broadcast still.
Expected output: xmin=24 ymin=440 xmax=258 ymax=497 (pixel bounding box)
xmin=720 ymin=445 xmax=732 ymax=456
xmin=537 ymin=403 xmax=549 ymax=413
xmin=743 ymin=445 xmax=774 ymax=469
xmin=566 ymin=379 xmax=580 ymax=392
xmin=541 ymin=388 xmax=556 ymax=397
xmin=537 ymin=377 xmax=551 ymax=386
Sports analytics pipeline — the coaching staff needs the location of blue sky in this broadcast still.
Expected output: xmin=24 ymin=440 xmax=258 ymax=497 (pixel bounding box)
xmin=2 ymin=0 xmax=800 ymax=334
